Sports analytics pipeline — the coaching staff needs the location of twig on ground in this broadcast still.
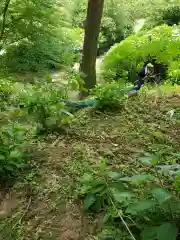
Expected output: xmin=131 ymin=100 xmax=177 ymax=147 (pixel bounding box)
xmin=51 ymin=137 xmax=61 ymax=147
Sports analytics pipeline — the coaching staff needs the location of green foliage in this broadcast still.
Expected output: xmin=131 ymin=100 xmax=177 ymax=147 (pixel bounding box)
xmin=103 ymin=25 xmax=180 ymax=84
xmin=0 ymin=0 xmax=79 ymax=73
xmin=144 ymin=3 xmax=180 ymax=29
xmin=3 ymin=37 xmax=76 ymax=73
xmin=141 ymin=223 xmax=178 ymax=240
xmin=71 ymin=0 xmax=133 ymax=53
xmin=16 ymin=78 xmax=73 ymax=133
xmin=160 ymin=5 xmax=180 ymax=26
xmin=0 ymin=78 xmax=14 ymax=102
xmin=78 ymin=158 xmax=180 ymax=239
xmin=92 ymin=81 xmax=129 ymax=109
xmin=123 ymin=0 xmax=180 ymax=31
xmin=0 ymin=122 xmax=35 ymax=181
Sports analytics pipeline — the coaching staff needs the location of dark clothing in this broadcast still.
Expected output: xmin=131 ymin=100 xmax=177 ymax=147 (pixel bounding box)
xmin=133 ymin=78 xmax=144 ymax=91
xmin=138 ymin=64 xmax=146 ymax=78
xmin=132 ymin=64 xmax=147 ymax=91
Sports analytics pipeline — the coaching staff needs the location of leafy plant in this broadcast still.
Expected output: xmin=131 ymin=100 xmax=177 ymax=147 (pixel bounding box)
xmin=0 ymin=0 xmax=78 ymax=73
xmin=157 ymin=4 xmax=180 ymax=26
xmin=92 ymin=81 xmax=130 ymax=109
xmin=103 ymin=25 xmax=180 ymax=84
xmin=0 ymin=122 xmax=35 ymax=182
xmin=16 ymin=79 xmax=73 ymax=134
xmin=0 ymin=78 xmax=15 ymax=110
xmin=78 ymin=157 xmax=180 ymax=239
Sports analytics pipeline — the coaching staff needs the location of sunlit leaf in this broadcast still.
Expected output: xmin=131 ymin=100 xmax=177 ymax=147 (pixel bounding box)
xmin=139 ymin=156 xmax=153 ymax=166
xmin=126 ymin=200 xmax=156 ymax=215
xmin=80 ymin=173 xmax=94 ymax=183
xmin=107 ymin=171 xmax=121 ymax=179
xmin=99 ymin=158 xmax=107 ymax=171
xmin=120 ymin=174 xmax=155 ymax=184
xmin=151 ymin=188 xmax=172 ymax=203
xmin=113 ymin=191 xmax=134 ymax=203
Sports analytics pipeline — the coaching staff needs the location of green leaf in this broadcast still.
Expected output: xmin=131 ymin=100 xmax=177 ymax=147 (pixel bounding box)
xmin=139 ymin=156 xmax=153 ymax=166
xmin=84 ymin=194 xmax=96 ymax=211
xmin=79 ymin=185 xmax=91 ymax=195
xmin=156 ymin=223 xmax=178 ymax=240
xmin=80 ymin=173 xmax=94 ymax=183
xmin=90 ymin=195 xmax=102 ymax=212
xmin=152 ymin=131 xmax=165 ymax=140
xmin=151 ymin=188 xmax=172 ymax=203
xmin=120 ymin=174 xmax=155 ymax=184
xmin=107 ymin=171 xmax=121 ymax=179
xmin=139 ymin=153 xmax=159 ymax=166
xmin=113 ymin=191 xmax=134 ymax=203
xmin=0 ymin=155 xmax=5 ymax=161
xmin=99 ymin=158 xmax=107 ymax=171
xmin=9 ymin=150 xmax=22 ymax=159
xmin=161 ymin=200 xmax=180 ymax=214
xmin=91 ymin=179 xmax=106 ymax=187
xmin=91 ymin=185 xmax=106 ymax=194
xmin=151 ymin=158 xmax=158 ymax=166
xmin=126 ymin=200 xmax=156 ymax=215
xmin=102 ymin=212 xmax=111 ymax=224
xmin=171 ymin=153 xmax=180 ymax=159
xmin=141 ymin=226 xmax=158 ymax=240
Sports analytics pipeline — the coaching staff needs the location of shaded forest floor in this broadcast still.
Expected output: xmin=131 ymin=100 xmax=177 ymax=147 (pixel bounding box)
xmin=1 ymin=90 xmax=180 ymax=240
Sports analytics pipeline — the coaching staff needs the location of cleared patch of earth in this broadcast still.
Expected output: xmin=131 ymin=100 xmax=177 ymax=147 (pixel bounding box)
xmin=0 ymin=93 xmax=180 ymax=239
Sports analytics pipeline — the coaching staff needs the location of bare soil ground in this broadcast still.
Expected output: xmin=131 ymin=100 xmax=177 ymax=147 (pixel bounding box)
xmin=0 ymin=94 xmax=180 ymax=240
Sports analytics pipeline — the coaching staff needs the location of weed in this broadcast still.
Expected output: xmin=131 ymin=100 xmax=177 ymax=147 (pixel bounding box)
xmin=79 ymin=158 xmax=180 ymax=239
xmin=0 ymin=122 xmax=35 ymax=182
xmin=92 ymin=81 xmax=129 ymax=110
xmin=16 ymin=79 xmax=73 ymax=134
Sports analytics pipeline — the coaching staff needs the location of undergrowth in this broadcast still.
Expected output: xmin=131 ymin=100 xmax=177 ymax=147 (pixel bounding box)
xmin=79 ymin=157 xmax=180 ymax=239
xmin=0 ymin=90 xmax=180 ymax=239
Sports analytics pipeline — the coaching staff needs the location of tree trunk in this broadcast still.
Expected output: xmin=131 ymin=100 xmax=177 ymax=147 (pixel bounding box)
xmin=0 ymin=0 xmax=11 ymax=50
xmin=80 ymin=0 xmax=104 ymax=99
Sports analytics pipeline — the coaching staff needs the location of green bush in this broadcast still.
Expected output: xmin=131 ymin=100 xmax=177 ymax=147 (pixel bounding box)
xmin=2 ymin=30 xmax=80 ymax=73
xmin=0 ymin=0 xmax=79 ymax=74
xmin=103 ymin=25 xmax=180 ymax=84
xmin=0 ymin=79 xmax=14 ymax=103
xmin=0 ymin=123 xmax=35 ymax=182
xmin=151 ymin=4 xmax=180 ymax=27
xmin=16 ymin=79 xmax=73 ymax=134
xmin=92 ymin=81 xmax=129 ymax=109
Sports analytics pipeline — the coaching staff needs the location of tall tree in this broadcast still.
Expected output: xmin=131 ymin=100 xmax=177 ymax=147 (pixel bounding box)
xmin=0 ymin=0 xmax=76 ymax=72
xmin=80 ymin=0 xmax=104 ymax=98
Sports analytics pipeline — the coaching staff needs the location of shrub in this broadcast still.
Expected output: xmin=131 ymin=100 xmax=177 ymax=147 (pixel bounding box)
xmin=92 ymin=81 xmax=130 ymax=110
xmin=157 ymin=5 xmax=180 ymax=26
xmin=16 ymin=79 xmax=73 ymax=134
xmin=103 ymin=25 xmax=180 ymax=84
xmin=0 ymin=79 xmax=14 ymax=103
xmin=0 ymin=123 xmax=35 ymax=182
xmin=2 ymin=29 xmax=80 ymax=73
